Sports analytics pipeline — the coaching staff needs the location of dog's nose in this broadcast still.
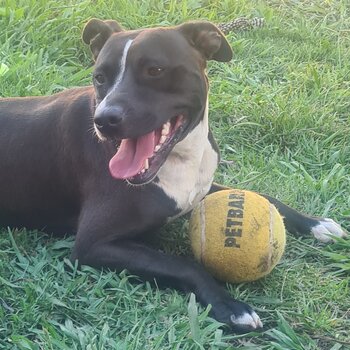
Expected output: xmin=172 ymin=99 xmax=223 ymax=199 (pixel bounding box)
xmin=94 ymin=107 xmax=123 ymax=130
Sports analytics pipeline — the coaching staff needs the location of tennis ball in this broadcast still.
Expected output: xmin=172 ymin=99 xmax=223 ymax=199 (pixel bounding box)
xmin=189 ymin=189 xmax=286 ymax=283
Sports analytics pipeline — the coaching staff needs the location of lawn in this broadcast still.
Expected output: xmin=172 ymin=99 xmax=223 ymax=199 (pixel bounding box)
xmin=0 ymin=0 xmax=350 ymax=349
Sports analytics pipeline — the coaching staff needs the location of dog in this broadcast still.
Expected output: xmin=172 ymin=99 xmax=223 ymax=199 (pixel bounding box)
xmin=0 ymin=19 xmax=346 ymax=332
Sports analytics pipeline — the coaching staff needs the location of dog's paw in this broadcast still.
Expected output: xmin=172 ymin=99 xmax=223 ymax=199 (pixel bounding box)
xmin=230 ymin=309 xmax=263 ymax=331
xmin=211 ymin=299 xmax=263 ymax=333
xmin=311 ymin=218 xmax=348 ymax=243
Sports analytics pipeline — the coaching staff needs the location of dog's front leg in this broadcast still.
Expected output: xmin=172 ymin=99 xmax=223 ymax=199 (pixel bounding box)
xmin=260 ymin=194 xmax=347 ymax=242
xmin=71 ymin=235 xmax=262 ymax=332
xmin=209 ymin=183 xmax=347 ymax=242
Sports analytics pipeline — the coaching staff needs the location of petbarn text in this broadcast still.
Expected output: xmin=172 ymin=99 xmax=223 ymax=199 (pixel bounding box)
xmin=225 ymin=191 xmax=244 ymax=248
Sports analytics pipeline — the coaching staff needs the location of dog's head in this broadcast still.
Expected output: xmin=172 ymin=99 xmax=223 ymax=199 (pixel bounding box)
xmin=83 ymin=19 xmax=232 ymax=185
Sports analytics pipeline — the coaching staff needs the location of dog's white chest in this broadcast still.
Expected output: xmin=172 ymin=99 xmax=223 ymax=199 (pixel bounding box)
xmin=155 ymin=105 xmax=218 ymax=220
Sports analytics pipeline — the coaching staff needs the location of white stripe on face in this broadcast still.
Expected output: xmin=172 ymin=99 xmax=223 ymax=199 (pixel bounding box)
xmin=96 ymin=39 xmax=133 ymax=111
xmin=112 ymin=39 xmax=133 ymax=91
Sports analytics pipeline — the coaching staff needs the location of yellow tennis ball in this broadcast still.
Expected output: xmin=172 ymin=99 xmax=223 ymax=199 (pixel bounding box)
xmin=189 ymin=189 xmax=286 ymax=283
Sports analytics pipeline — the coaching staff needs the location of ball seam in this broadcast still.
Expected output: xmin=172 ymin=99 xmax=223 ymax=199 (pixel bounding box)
xmin=268 ymin=203 xmax=274 ymax=270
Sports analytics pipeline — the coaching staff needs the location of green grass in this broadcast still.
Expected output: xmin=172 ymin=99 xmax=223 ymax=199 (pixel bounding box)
xmin=1 ymin=0 xmax=350 ymax=348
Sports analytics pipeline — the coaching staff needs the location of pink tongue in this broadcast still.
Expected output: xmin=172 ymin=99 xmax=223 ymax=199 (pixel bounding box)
xmin=109 ymin=131 xmax=155 ymax=179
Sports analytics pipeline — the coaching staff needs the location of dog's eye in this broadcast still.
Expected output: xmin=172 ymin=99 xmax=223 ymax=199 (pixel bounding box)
xmin=147 ymin=67 xmax=164 ymax=77
xmin=94 ymin=74 xmax=106 ymax=85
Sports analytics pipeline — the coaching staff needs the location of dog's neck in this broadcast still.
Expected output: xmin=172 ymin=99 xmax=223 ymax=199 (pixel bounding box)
xmin=155 ymin=98 xmax=219 ymax=220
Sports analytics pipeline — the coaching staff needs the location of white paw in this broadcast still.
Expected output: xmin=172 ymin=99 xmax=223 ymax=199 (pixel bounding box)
xmin=311 ymin=218 xmax=348 ymax=243
xmin=231 ymin=311 xmax=263 ymax=330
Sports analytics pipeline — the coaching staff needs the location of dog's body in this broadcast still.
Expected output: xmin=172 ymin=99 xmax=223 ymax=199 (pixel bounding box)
xmin=0 ymin=20 xmax=346 ymax=332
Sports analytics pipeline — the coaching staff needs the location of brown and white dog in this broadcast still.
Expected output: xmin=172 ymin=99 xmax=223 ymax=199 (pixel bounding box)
xmin=0 ymin=19 xmax=346 ymax=332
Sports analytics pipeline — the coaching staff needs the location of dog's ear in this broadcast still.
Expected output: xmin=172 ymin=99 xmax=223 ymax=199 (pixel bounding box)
xmin=82 ymin=19 xmax=123 ymax=59
xmin=178 ymin=21 xmax=232 ymax=62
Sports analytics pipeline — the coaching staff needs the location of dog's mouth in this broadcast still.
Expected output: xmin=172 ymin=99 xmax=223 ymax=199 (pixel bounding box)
xmin=109 ymin=115 xmax=186 ymax=185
